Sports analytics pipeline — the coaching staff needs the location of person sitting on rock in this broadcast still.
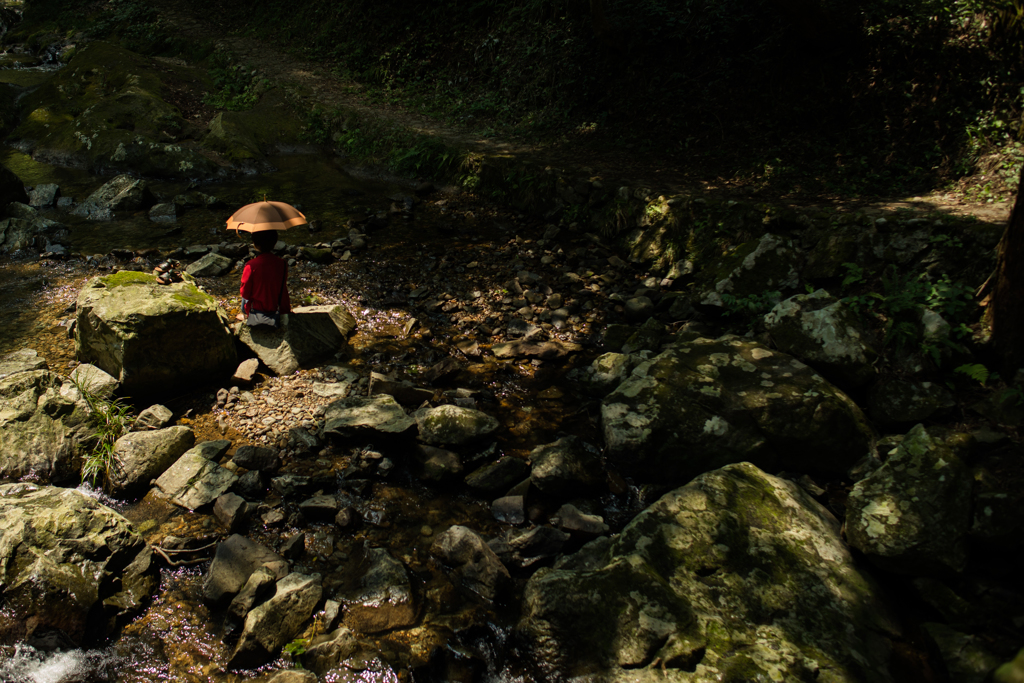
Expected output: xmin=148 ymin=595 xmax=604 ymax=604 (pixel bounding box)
xmin=239 ymin=230 xmax=291 ymax=328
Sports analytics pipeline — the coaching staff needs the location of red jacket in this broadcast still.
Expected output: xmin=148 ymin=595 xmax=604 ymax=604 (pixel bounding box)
xmin=240 ymin=252 xmax=291 ymax=315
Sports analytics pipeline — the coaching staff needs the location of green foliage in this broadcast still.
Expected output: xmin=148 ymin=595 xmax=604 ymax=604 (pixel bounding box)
xmin=283 ymin=637 xmax=309 ymax=668
xmin=720 ymin=290 xmax=782 ymax=318
xmin=71 ymin=375 xmax=133 ymax=488
xmin=203 ymin=55 xmax=268 ymax=111
xmin=955 ymin=363 xmax=993 ymax=385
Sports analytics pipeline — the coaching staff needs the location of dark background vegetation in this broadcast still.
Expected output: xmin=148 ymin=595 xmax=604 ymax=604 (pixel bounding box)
xmin=10 ymin=0 xmax=1024 ymax=199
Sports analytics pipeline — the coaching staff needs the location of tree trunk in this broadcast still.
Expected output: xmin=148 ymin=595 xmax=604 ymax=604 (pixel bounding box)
xmin=990 ymin=163 xmax=1024 ymax=377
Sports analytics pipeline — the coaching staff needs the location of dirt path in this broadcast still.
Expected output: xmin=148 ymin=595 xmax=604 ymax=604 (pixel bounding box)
xmin=150 ymin=0 xmax=1014 ymax=227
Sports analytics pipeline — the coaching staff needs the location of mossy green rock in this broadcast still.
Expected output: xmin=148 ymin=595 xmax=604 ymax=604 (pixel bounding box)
xmin=517 ymin=462 xmax=899 ymax=682
xmin=203 ymin=88 xmax=305 ymax=165
xmin=0 ymin=483 xmax=155 ymax=646
xmin=75 ymin=273 xmax=237 ymax=395
xmin=0 ymin=369 xmax=94 ymax=485
xmin=10 ymin=41 xmax=222 ymax=179
xmin=846 ymin=424 xmax=973 ymax=574
xmin=601 ymin=336 xmax=874 ymax=485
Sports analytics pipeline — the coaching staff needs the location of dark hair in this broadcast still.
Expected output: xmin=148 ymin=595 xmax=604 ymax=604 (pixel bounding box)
xmin=252 ymin=230 xmax=278 ymax=252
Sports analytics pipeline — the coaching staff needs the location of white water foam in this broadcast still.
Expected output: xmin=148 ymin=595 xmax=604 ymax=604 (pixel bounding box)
xmin=0 ymin=644 xmax=119 ymax=683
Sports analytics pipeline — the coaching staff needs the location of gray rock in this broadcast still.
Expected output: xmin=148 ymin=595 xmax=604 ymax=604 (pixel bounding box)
xmin=27 ymin=183 xmax=60 ymax=207
xmin=552 ymin=503 xmax=609 ymax=536
xmin=288 ymin=426 xmax=321 ymax=454
xmin=203 ymin=534 xmax=287 ymax=607
xmin=465 ymin=456 xmax=531 ymax=494
xmin=430 ymin=525 xmax=511 ymax=602
xmin=232 ymin=358 xmax=260 ymax=384
xmin=133 ymin=403 xmax=174 ymax=430
xmin=516 ymin=462 xmax=899 ymax=682
xmin=491 ymin=340 xmax=583 ymax=360
xmin=0 ymin=348 xmax=48 ymax=380
xmin=0 ymin=370 xmax=94 ymax=485
xmin=764 ymin=289 xmax=878 ymax=388
xmin=923 ymin=622 xmax=1003 ymax=683
xmin=0 ymin=483 xmax=157 ymax=646
xmin=369 ymin=373 xmax=434 ymax=406
xmin=0 ymin=215 xmax=66 ymax=253
xmin=153 ymin=452 xmax=238 ymax=510
xmin=237 ymin=304 xmax=356 ymax=375
xmin=69 ymin=363 xmax=119 ymax=399
xmin=188 ymin=439 xmax=231 ymax=460
xmin=110 ymin=426 xmax=195 ymax=498
xmin=339 ymin=547 xmax=417 ymax=633
xmin=214 ymin=492 xmax=249 ymax=532
xmin=227 ymin=565 xmax=277 ymax=623
xmin=697 ymin=233 xmax=802 ymax=308
xmin=323 ymin=395 xmax=416 ymax=435
xmin=529 ymin=436 xmax=603 ymax=496
xmin=75 ymin=273 xmax=238 ymax=396
xmin=506 ymin=526 xmax=570 ymax=567
xmin=82 ymin=174 xmax=154 ymax=212
xmin=415 ymin=444 xmax=463 ymax=483
xmin=601 ymin=336 xmax=874 ymax=486
xmin=148 ymin=202 xmax=177 ymax=223
xmin=229 ymin=572 xmax=323 ymax=670
xmin=846 ymin=424 xmax=973 ymax=574
xmin=304 ymin=627 xmax=359 ymax=677
xmin=232 ymin=444 xmax=281 ymax=472
xmin=299 ymin=494 xmax=339 ymax=521
xmin=414 ymin=404 xmax=499 ymax=447
xmin=624 ymin=296 xmax=654 ymax=321
xmin=185 ymin=251 xmax=233 ymax=277
xmin=491 ymin=495 xmax=525 ymax=525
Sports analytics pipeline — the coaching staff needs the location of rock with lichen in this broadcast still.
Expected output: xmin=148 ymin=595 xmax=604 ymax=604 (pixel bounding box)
xmin=763 ymin=289 xmax=878 ymax=388
xmin=601 ymin=335 xmax=874 ymax=486
xmin=695 ymin=233 xmax=802 ymax=309
xmin=516 ymin=462 xmax=900 ymax=682
xmin=845 ymin=424 xmax=973 ymax=575
xmin=414 ymin=404 xmax=499 ymax=447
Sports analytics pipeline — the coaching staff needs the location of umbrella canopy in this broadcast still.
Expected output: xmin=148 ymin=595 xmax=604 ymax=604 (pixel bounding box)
xmin=226 ymin=200 xmax=307 ymax=232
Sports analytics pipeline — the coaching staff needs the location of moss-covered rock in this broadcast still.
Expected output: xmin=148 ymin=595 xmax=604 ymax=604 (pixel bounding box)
xmin=202 ymin=88 xmax=306 ymax=166
xmin=9 ymin=41 xmax=223 ymax=179
xmin=601 ymin=335 xmax=874 ymax=485
xmin=846 ymin=424 xmax=973 ymax=574
xmin=517 ymin=463 xmax=899 ymax=682
xmin=74 ymin=273 xmax=237 ymax=395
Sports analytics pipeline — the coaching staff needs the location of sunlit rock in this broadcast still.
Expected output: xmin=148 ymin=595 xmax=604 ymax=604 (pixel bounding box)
xmin=185 ymin=251 xmax=233 ymax=277
xmin=323 ymin=395 xmax=416 ymax=436
xmin=203 ymin=534 xmax=287 ymax=607
xmin=414 ymin=404 xmax=499 ymax=447
xmin=153 ymin=447 xmax=238 ymax=510
xmin=517 ymin=462 xmax=900 ymax=682
xmin=846 ymin=424 xmax=973 ymax=574
xmin=0 ymin=348 xmax=47 ymax=380
xmin=0 ymin=369 xmax=93 ymax=485
xmin=109 ymin=425 xmax=195 ymax=498
xmin=601 ymin=335 xmax=874 ymax=485
xmin=75 ymin=272 xmax=238 ymax=396
xmin=529 ymin=435 xmax=603 ymax=496
xmin=237 ymin=304 xmax=356 ymax=375
xmin=229 ymin=572 xmax=323 ymax=670
xmin=763 ymin=289 xmax=878 ymax=388
xmin=0 ymin=483 xmax=158 ymax=646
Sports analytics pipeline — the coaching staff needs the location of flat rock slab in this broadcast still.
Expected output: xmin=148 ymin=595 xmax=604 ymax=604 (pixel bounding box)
xmin=491 ymin=340 xmax=583 ymax=360
xmin=238 ymin=305 xmax=356 ymax=375
xmin=0 ymin=349 xmax=47 ymax=380
xmin=323 ymin=395 xmax=416 ymax=435
xmin=154 ymin=452 xmax=239 ymax=511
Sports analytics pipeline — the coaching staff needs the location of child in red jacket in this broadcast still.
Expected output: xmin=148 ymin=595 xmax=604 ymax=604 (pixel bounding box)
xmin=239 ymin=230 xmax=291 ymax=328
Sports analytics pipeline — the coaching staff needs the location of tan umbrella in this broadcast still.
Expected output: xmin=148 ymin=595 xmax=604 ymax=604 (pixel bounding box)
xmin=226 ymin=200 xmax=307 ymax=232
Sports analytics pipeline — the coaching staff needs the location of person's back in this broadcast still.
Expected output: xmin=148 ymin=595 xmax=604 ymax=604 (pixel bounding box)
xmin=240 ymin=230 xmax=291 ymax=327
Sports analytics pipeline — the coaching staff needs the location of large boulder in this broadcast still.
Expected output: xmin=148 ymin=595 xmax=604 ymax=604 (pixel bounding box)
xmin=763 ymin=289 xmax=878 ymax=388
xmin=75 ymin=273 xmax=238 ymax=396
xmin=0 ymin=483 xmax=158 ymax=646
xmin=601 ymin=336 xmax=874 ymax=485
xmin=108 ymin=426 xmax=195 ymax=498
xmin=238 ymin=304 xmax=356 ymax=375
xmin=0 ymin=214 xmax=68 ymax=254
xmin=845 ymin=424 xmax=973 ymax=575
xmin=0 ymin=369 xmax=94 ymax=485
xmin=516 ymin=462 xmax=900 ymax=682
